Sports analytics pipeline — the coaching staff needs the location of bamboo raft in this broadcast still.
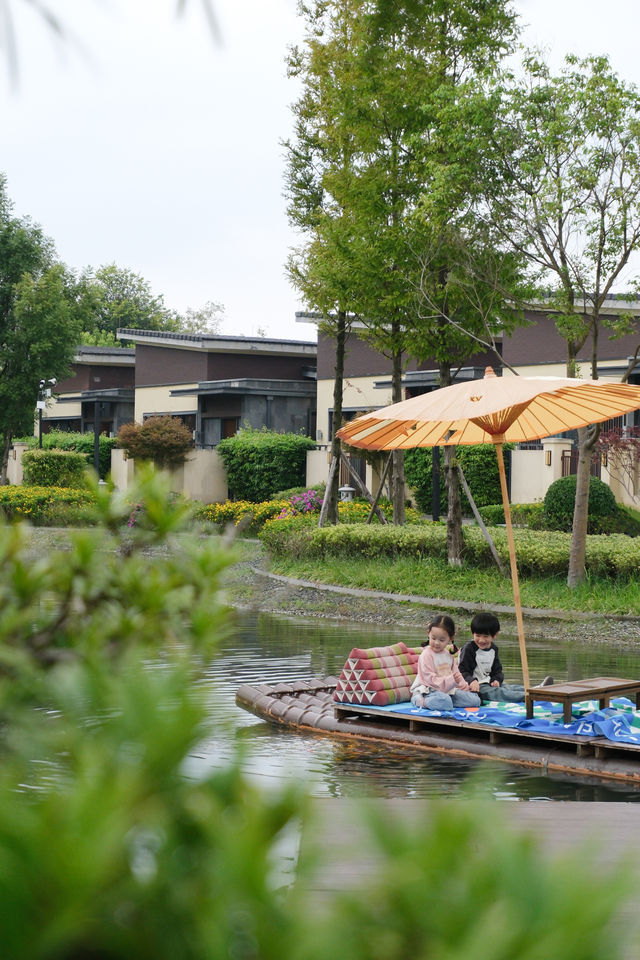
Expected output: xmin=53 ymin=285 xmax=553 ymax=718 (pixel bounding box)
xmin=235 ymin=677 xmax=640 ymax=787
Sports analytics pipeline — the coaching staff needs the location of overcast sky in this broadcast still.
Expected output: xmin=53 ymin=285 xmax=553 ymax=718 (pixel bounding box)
xmin=2 ymin=0 xmax=640 ymax=342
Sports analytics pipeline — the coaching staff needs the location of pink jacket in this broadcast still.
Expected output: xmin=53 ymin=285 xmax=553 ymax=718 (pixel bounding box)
xmin=413 ymin=646 xmax=471 ymax=694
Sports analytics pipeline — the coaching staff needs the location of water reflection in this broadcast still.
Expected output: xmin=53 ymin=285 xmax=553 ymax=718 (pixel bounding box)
xmin=195 ymin=610 xmax=640 ymax=802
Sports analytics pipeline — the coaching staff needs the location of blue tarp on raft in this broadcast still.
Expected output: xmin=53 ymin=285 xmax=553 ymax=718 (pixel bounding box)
xmin=366 ymin=697 xmax=640 ymax=745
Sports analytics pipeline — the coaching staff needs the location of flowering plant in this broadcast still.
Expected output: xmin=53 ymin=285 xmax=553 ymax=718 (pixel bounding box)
xmin=277 ymin=489 xmax=324 ymax=518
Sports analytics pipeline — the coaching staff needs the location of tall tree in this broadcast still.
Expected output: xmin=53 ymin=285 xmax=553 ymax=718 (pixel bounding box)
xmin=285 ymin=1 xmax=362 ymax=524
xmin=0 ymin=176 xmax=83 ymax=480
xmin=495 ymin=54 xmax=640 ymax=585
xmin=382 ymin=1 xmax=523 ymax=562
xmin=287 ymin=0 xmax=522 ymax=529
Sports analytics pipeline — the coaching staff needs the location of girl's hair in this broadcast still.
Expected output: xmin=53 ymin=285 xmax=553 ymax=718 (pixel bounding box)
xmin=422 ymin=614 xmax=456 ymax=646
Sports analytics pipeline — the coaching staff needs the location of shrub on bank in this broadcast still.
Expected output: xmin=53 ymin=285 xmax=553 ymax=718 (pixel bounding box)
xmin=544 ymin=475 xmax=617 ymax=532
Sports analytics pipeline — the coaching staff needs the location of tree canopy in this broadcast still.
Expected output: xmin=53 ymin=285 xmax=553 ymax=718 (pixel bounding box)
xmin=78 ymin=265 xmax=224 ymax=345
xmin=492 ymin=53 xmax=640 ymax=585
xmin=0 ymin=175 xmax=83 ymax=480
xmin=285 ymin=0 xmax=527 ymax=543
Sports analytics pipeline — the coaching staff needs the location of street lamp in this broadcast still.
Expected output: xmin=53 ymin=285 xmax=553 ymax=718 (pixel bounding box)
xmin=37 ymin=378 xmax=57 ymax=448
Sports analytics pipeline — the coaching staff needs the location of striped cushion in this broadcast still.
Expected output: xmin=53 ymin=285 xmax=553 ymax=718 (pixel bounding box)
xmin=333 ymin=641 xmax=419 ymax=706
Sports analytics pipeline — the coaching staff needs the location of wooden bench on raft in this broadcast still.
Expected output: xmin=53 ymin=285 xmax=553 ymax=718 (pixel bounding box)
xmin=525 ymin=677 xmax=640 ymax=724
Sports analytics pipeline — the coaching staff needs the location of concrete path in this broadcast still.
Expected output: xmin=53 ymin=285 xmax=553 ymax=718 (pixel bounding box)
xmin=253 ymin=565 xmax=640 ymax=622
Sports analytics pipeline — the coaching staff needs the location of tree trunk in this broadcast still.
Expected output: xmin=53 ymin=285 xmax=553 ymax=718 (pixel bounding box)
xmin=390 ymin=342 xmax=405 ymax=525
xmin=319 ymin=311 xmax=347 ymax=527
xmin=318 ymin=455 xmax=339 ymax=528
xmin=444 ymin=445 xmax=463 ymax=566
xmin=567 ymin=426 xmax=597 ymax=587
xmin=1 ymin=432 xmax=12 ymax=485
xmin=438 ymin=362 xmax=464 ymax=566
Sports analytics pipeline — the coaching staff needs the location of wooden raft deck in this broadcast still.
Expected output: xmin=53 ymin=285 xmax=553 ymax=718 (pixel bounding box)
xmin=235 ymin=678 xmax=640 ymax=786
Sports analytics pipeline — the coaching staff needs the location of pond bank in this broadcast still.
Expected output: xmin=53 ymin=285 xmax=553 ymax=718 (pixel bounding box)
xmin=224 ymin=550 xmax=640 ymax=646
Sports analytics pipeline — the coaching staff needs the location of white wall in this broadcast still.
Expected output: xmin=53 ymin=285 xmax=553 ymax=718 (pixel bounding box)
xmin=6 ymin=442 xmax=28 ymax=485
xmin=510 ymin=439 xmax=572 ymax=504
xmin=110 ymin=448 xmax=228 ymax=504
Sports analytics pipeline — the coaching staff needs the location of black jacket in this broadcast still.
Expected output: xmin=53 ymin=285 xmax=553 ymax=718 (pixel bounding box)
xmin=458 ymin=640 xmax=504 ymax=686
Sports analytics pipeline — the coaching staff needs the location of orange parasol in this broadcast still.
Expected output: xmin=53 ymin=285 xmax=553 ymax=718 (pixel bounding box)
xmin=337 ymin=367 xmax=640 ymax=686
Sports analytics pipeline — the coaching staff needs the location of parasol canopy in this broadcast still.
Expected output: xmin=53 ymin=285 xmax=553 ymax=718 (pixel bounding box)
xmin=337 ymin=367 xmax=640 ymax=449
xmin=337 ymin=367 xmax=640 ymax=688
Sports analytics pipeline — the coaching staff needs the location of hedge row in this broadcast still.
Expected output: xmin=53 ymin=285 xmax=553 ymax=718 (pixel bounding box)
xmin=17 ymin=430 xmax=117 ymax=479
xmin=22 ymin=450 xmax=89 ymax=488
xmin=216 ymin=429 xmax=316 ymax=502
xmin=404 ymin=444 xmax=512 ymax=514
xmin=258 ymin=515 xmax=640 ymax=579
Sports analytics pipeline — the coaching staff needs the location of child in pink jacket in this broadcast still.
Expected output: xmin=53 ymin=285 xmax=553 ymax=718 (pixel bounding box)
xmin=410 ymin=614 xmax=481 ymax=712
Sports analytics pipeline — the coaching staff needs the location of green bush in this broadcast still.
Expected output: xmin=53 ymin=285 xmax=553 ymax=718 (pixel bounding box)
xmin=18 ymin=430 xmax=117 ymax=479
xmin=405 ymin=444 xmax=512 ymax=515
xmin=22 ymin=449 xmax=89 ymax=488
xmin=544 ymin=475 xmax=618 ymax=533
xmin=217 ymin=428 xmax=316 ymax=502
xmin=614 ymin=505 xmax=640 ymax=537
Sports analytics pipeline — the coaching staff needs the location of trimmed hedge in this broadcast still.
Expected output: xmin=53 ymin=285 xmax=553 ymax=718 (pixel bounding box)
xmin=478 ymin=502 xmax=546 ymax=529
xmin=216 ymin=428 xmax=316 ymax=502
xmin=17 ymin=430 xmax=117 ymax=479
xmin=22 ymin=449 xmax=89 ymax=488
xmin=259 ymin=515 xmax=640 ymax=580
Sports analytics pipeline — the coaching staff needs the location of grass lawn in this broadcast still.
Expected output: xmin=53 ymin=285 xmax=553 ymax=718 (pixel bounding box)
xmin=268 ymin=553 xmax=640 ymax=616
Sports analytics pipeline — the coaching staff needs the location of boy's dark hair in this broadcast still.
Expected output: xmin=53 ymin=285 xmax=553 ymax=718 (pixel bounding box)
xmin=470 ymin=612 xmax=500 ymax=637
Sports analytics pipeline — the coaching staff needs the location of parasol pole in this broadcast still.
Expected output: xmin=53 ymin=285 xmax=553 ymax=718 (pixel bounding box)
xmin=494 ymin=439 xmax=530 ymax=689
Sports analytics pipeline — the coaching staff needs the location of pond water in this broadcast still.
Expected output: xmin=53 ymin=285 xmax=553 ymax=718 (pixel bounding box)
xmin=194 ymin=611 xmax=640 ymax=802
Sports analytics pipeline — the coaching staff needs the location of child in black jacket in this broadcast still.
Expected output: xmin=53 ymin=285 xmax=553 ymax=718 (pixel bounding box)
xmin=458 ymin=612 xmax=553 ymax=703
